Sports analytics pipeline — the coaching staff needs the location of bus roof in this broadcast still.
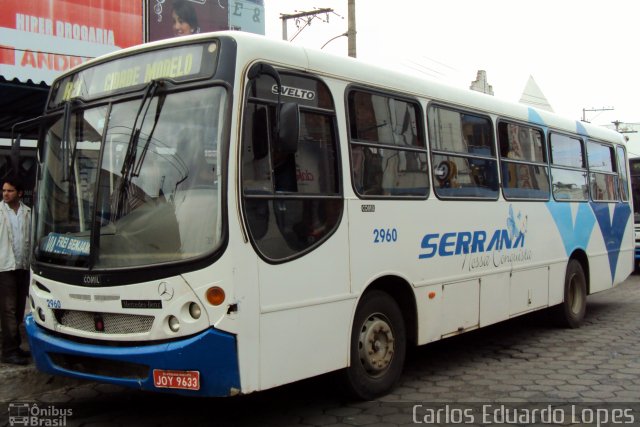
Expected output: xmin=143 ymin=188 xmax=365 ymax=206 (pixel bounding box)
xmin=59 ymin=31 xmax=624 ymax=146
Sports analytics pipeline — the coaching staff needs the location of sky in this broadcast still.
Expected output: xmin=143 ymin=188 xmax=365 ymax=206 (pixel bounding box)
xmin=263 ymin=0 xmax=639 ymax=128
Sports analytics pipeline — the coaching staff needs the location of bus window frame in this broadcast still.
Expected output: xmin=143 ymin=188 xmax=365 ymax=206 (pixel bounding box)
xmin=549 ymin=131 xmax=588 ymax=202
xmin=616 ymin=144 xmax=629 ymax=202
xmin=496 ymin=118 xmax=551 ymax=202
xmin=345 ymin=85 xmax=429 ymax=200
xmin=427 ymin=102 xmax=499 ymax=201
xmin=586 ymin=138 xmax=619 ymax=203
xmin=240 ymin=69 xmax=344 ymax=264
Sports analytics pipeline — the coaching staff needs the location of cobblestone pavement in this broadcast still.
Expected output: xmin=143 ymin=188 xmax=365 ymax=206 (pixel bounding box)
xmin=2 ymin=273 xmax=640 ymax=426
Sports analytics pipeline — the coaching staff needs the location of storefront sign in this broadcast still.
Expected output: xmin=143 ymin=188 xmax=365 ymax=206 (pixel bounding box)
xmin=0 ymin=1 xmax=143 ymax=85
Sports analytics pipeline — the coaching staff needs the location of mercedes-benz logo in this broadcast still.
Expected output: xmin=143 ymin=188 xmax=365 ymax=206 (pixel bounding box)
xmin=157 ymin=282 xmax=175 ymax=301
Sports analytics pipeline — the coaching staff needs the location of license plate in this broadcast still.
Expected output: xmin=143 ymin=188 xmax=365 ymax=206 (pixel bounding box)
xmin=153 ymin=369 xmax=200 ymax=390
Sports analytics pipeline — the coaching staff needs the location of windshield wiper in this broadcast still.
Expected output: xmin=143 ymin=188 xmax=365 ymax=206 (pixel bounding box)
xmin=114 ymin=79 xmax=164 ymax=218
xmin=120 ymin=80 xmax=162 ymax=179
xmin=60 ymin=99 xmax=81 ymax=182
xmin=133 ymin=83 xmax=167 ymax=177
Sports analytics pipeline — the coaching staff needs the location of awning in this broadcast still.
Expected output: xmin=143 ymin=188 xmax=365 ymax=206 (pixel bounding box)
xmin=0 ymin=76 xmax=49 ymax=139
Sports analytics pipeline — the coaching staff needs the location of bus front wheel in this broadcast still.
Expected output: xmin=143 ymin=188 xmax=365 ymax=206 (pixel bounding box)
xmin=553 ymin=259 xmax=587 ymax=328
xmin=342 ymin=290 xmax=406 ymax=400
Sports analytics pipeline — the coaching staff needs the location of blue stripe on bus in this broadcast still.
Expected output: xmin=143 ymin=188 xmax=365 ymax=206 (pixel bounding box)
xmin=547 ymin=202 xmax=631 ymax=284
xmin=590 ymin=203 xmax=632 ymax=283
xmin=527 ymin=108 xmax=545 ymax=126
xmin=546 ymin=202 xmax=595 ymax=257
xmin=25 ymin=315 xmax=240 ymax=397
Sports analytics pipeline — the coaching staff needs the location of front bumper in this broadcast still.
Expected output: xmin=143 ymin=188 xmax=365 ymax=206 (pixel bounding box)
xmin=26 ymin=314 xmax=241 ymax=397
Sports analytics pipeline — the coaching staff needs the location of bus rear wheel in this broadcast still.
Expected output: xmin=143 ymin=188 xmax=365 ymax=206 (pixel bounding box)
xmin=553 ymin=259 xmax=587 ymax=328
xmin=342 ymin=290 xmax=406 ymax=400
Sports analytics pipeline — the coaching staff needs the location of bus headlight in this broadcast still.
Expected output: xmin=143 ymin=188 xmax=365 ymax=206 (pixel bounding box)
xmin=189 ymin=302 xmax=201 ymax=319
xmin=168 ymin=315 xmax=180 ymax=332
xmin=37 ymin=307 xmax=46 ymax=322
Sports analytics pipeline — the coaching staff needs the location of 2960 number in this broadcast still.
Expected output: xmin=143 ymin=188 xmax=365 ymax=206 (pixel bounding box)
xmin=373 ymin=228 xmax=398 ymax=243
xmin=47 ymin=299 xmax=62 ymax=309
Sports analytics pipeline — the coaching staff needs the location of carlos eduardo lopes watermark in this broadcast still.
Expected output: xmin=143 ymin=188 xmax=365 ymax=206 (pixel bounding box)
xmin=412 ymin=403 xmax=636 ymax=426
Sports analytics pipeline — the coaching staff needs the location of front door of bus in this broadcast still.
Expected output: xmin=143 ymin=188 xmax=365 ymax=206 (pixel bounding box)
xmin=241 ymin=79 xmax=351 ymax=389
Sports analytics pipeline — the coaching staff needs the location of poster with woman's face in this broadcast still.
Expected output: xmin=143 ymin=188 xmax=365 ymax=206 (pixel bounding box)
xmin=148 ymin=0 xmax=229 ymax=41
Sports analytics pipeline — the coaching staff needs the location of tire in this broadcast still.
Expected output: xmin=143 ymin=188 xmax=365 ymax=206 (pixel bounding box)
xmin=553 ymin=259 xmax=587 ymax=328
xmin=342 ymin=290 xmax=406 ymax=400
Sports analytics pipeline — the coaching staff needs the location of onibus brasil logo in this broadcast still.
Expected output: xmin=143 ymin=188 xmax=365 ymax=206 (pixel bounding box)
xmin=418 ymin=205 xmax=531 ymax=271
xmin=8 ymin=402 xmax=72 ymax=426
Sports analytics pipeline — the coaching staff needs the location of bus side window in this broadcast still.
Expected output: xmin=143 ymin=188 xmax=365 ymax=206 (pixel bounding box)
xmin=273 ymin=150 xmax=298 ymax=193
xmin=498 ymin=121 xmax=550 ymax=200
xmin=351 ymin=146 xmax=383 ymax=195
xmin=252 ymin=107 xmax=269 ymax=160
xmin=241 ymin=104 xmax=272 ymax=240
xmin=241 ymin=72 xmax=342 ymax=261
xmin=242 ymin=104 xmax=273 ymax=194
xmin=587 ymin=140 xmax=617 ymax=202
xmin=616 ymin=145 xmax=629 ymax=202
xmin=348 ymin=89 xmax=428 ymax=197
xmin=428 ymin=106 xmax=498 ymax=199
xmin=550 ymin=133 xmax=588 ymax=201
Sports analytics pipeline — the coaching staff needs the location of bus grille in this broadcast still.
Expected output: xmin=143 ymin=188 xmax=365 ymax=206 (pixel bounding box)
xmin=54 ymin=309 xmax=154 ymax=334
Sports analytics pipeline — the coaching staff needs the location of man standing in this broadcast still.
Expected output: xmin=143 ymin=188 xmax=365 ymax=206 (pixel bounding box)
xmin=0 ymin=178 xmax=31 ymax=365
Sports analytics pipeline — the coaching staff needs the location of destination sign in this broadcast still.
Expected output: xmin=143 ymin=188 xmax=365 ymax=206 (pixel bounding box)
xmin=50 ymin=42 xmax=218 ymax=108
xmin=41 ymin=233 xmax=90 ymax=256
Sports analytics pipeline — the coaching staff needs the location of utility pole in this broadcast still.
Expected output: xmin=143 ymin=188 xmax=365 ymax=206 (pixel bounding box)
xmin=279 ymin=4 xmax=354 ymax=57
xmin=613 ymin=120 xmax=623 ymax=132
xmin=581 ymin=106 xmax=614 ymax=123
xmin=347 ymin=0 xmax=356 ymax=58
xmin=280 ymin=8 xmax=334 ymax=41
xmin=612 ymin=120 xmax=638 ymax=135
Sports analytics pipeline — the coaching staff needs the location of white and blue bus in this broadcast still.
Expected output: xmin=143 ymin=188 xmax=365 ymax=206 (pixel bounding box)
xmin=25 ymin=32 xmax=633 ymax=399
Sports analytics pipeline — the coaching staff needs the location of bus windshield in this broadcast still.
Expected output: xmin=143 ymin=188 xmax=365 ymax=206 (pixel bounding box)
xmin=34 ymin=85 xmax=226 ymax=269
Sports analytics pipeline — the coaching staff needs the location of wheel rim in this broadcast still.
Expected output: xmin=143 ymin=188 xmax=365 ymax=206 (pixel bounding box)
xmin=358 ymin=313 xmax=395 ymax=377
xmin=568 ymin=273 xmax=584 ymax=315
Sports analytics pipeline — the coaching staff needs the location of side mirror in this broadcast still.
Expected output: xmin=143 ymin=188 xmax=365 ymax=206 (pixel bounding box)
xmin=278 ymin=102 xmax=299 ymax=153
xmin=247 ymin=62 xmax=299 ymax=154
